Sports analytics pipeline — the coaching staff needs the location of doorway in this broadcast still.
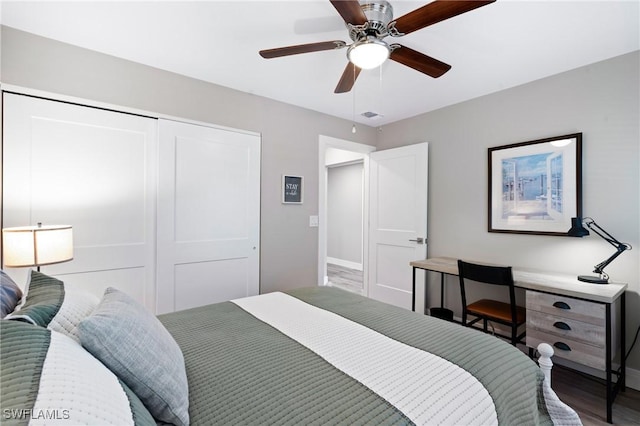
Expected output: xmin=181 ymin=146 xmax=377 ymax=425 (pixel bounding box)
xmin=318 ymin=136 xmax=375 ymax=296
xmin=319 ymin=136 xmax=429 ymax=311
xmin=327 ymin=161 xmax=365 ymax=294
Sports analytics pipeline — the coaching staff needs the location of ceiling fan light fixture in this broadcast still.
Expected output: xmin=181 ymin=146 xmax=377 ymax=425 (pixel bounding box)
xmin=347 ymin=36 xmax=389 ymax=70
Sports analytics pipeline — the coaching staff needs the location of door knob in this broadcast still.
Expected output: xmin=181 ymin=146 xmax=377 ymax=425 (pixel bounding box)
xmin=409 ymin=237 xmax=424 ymax=244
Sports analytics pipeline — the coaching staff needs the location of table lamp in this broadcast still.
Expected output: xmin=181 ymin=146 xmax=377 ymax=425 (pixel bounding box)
xmin=567 ymin=217 xmax=631 ymax=284
xmin=2 ymin=223 xmax=74 ymax=271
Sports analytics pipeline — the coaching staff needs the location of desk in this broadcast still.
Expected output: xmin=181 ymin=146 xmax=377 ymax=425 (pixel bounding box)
xmin=410 ymin=257 xmax=627 ymax=424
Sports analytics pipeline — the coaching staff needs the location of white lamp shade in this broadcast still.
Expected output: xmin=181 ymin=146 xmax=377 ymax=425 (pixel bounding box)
xmin=347 ymin=37 xmax=390 ymax=70
xmin=2 ymin=225 xmax=73 ymax=267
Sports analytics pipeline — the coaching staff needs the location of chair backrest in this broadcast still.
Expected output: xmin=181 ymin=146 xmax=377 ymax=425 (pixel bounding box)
xmin=457 ymin=260 xmax=517 ymax=323
xmin=457 ymin=260 xmax=514 ymax=287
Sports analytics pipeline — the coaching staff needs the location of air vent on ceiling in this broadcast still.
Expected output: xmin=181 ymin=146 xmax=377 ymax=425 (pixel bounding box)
xmin=361 ymin=111 xmax=383 ymax=119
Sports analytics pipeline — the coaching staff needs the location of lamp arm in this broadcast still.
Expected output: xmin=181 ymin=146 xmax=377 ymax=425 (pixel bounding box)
xmin=583 ymin=218 xmax=632 ymax=278
xmin=584 ymin=218 xmax=626 ymax=249
xmin=592 ymin=245 xmax=629 ymax=276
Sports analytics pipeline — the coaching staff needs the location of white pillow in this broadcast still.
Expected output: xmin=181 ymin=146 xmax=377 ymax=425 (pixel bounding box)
xmin=48 ymin=288 xmax=100 ymax=341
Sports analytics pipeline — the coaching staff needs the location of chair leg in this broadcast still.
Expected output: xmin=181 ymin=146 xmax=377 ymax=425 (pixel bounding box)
xmin=483 ymin=319 xmax=488 ymax=333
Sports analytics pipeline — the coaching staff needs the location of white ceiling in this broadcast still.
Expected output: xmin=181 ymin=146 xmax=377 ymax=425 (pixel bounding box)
xmin=2 ymin=1 xmax=638 ymax=126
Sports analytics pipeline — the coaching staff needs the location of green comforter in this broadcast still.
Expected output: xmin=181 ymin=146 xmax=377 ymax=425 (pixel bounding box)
xmin=159 ymin=287 xmax=552 ymax=425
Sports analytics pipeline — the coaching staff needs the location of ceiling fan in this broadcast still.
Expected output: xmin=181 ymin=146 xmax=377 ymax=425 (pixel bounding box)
xmin=259 ymin=0 xmax=495 ymax=93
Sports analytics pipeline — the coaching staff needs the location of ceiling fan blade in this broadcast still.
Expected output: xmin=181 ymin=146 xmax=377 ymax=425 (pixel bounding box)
xmin=390 ymin=45 xmax=451 ymax=78
xmin=334 ymin=62 xmax=362 ymax=93
xmin=260 ymin=41 xmax=346 ymax=58
xmin=329 ymin=0 xmax=368 ymax=25
xmin=392 ymin=0 xmax=495 ymax=35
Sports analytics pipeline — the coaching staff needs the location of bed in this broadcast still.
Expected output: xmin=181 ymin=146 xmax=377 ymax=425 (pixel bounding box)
xmin=0 ymin=270 xmax=581 ymax=425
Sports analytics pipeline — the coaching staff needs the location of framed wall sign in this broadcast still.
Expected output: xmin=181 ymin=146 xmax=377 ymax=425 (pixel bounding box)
xmin=282 ymin=175 xmax=303 ymax=204
xmin=488 ymin=133 xmax=582 ymax=236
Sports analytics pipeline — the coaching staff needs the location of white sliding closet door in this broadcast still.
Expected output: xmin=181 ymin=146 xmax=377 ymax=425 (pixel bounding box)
xmin=156 ymin=119 xmax=260 ymax=314
xmin=2 ymin=93 xmax=158 ymax=310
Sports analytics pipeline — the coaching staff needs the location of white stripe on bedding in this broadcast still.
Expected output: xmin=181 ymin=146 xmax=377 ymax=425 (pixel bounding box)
xmin=30 ymin=332 xmax=135 ymax=426
xmin=232 ymin=292 xmax=498 ymax=426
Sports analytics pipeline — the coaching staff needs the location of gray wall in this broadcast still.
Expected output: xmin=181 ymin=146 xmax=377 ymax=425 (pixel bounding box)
xmin=378 ymin=51 xmax=640 ymax=371
xmin=0 ymin=26 xmax=377 ymax=296
xmin=327 ymin=163 xmax=363 ymax=265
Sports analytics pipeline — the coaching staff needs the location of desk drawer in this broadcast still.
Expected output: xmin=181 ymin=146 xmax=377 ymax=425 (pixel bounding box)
xmin=527 ymin=310 xmax=605 ymax=347
xmin=527 ymin=328 xmax=605 ymax=370
xmin=526 ymin=291 xmax=605 ymax=326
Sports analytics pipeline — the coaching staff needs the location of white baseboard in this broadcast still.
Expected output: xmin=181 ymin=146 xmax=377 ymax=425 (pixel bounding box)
xmin=327 ymin=257 xmax=363 ymax=271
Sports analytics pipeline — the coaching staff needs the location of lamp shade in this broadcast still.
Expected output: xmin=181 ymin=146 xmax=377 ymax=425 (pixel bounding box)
xmin=2 ymin=225 xmax=73 ymax=267
xmin=567 ymin=217 xmax=589 ymax=237
xmin=347 ymin=37 xmax=390 ymax=70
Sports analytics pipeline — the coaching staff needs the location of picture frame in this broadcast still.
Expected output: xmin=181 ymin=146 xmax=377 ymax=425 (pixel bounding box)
xmin=282 ymin=175 xmax=303 ymax=204
xmin=488 ymin=133 xmax=582 ymax=236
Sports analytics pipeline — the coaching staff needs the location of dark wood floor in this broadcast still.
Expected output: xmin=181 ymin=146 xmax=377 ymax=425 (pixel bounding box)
xmin=552 ymin=365 xmax=639 ymax=425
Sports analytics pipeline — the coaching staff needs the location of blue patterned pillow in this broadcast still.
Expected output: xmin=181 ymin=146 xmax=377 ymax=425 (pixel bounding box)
xmin=1 ymin=270 xmax=23 ymax=318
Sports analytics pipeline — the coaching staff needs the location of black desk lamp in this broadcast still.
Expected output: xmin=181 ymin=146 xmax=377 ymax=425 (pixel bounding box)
xmin=567 ymin=217 xmax=632 ymax=284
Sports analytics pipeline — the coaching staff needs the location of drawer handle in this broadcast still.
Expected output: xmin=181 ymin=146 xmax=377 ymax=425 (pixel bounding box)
xmin=553 ymin=301 xmax=571 ymax=310
xmin=554 ymin=342 xmax=572 ymax=351
xmin=553 ymin=321 xmax=572 ymax=331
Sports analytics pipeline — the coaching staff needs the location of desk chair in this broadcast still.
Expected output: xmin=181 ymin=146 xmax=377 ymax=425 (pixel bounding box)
xmin=457 ymin=260 xmax=526 ymax=346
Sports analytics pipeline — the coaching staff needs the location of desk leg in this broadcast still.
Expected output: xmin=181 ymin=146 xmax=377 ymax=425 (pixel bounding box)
xmin=604 ymin=292 xmax=626 ymax=424
xmin=621 ymin=291 xmax=626 ymax=391
xmin=440 ymin=273 xmax=445 ymax=307
xmin=606 ymin=303 xmax=612 ymax=424
xmin=412 ymin=267 xmax=416 ymax=312
xmin=424 ymin=272 xmax=430 ymax=315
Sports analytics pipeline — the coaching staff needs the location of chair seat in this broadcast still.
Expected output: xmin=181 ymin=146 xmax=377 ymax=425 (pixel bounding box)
xmin=467 ymin=299 xmax=526 ymax=324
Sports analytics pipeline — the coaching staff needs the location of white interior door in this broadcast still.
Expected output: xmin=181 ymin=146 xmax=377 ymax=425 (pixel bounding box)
xmin=156 ymin=119 xmax=260 ymax=314
xmin=2 ymin=93 xmax=158 ymax=310
xmin=368 ymin=143 xmax=428 ymax=309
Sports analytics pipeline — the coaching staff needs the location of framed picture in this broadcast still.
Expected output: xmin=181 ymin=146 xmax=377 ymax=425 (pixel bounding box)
xmin=488 ymin=133 xmax=582 ymax=236
xmin=282 ymin=175 xmax=303 ymax=204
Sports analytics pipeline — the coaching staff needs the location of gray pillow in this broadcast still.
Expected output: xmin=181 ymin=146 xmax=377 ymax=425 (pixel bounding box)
xmin=0 ymin=270 xmax=23 ymax=318
xmin=78 ymin=287 xmax=189 ymax=426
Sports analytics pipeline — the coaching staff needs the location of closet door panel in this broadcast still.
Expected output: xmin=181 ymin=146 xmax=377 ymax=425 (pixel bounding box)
xmin=174 ymin=136 xmax=250 ymax=241
xmin=174 ymin=258 xmax=250 ymax=312
xmin=56 ymin=268 xmax=148 ymax=305
xmin=2 ymin=93 xmax=157 ymax=310
xmin=157 ymin=119 xmax=260 ymax=314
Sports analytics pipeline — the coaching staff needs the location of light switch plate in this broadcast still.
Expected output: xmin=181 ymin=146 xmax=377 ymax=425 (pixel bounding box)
xmin=309 ymin=215 xmax=319 ymax=227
